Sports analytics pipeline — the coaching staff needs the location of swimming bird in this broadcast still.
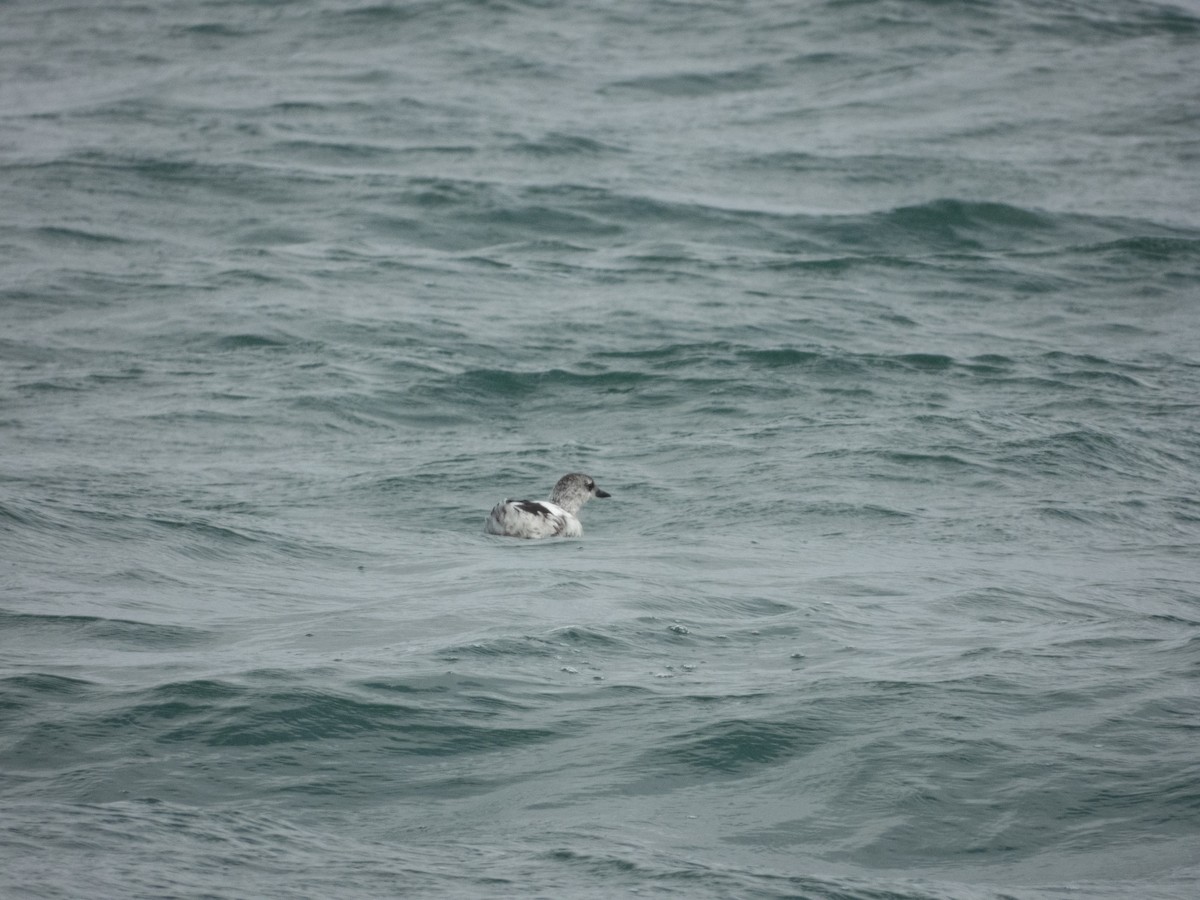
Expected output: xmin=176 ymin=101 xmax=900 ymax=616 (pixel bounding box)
xmin=484 ymin=473 xmax=611 ymax=539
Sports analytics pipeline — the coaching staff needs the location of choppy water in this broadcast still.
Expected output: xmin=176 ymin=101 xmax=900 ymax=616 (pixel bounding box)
xmin=3 ymin=1 xmax=1200 ymax=897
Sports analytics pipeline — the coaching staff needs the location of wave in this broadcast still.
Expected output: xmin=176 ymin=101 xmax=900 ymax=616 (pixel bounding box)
xmin=606 ymin=65 xmax=772 ymax=97
xmin=13 ymin=132 xmax=1192 ymax=268
xmin=0 ymin=611 xmax=209 ymax=650
xmin=380 ymin=184 xmax=1193 ymax=261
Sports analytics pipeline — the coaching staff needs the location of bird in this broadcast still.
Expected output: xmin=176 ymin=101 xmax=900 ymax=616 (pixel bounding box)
xmin=484 ymin=473 xmax=611 ymax=539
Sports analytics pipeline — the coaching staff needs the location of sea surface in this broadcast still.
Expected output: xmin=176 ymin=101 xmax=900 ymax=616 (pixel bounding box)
xmin=3 ymin=1 xmax=1200 ymax=897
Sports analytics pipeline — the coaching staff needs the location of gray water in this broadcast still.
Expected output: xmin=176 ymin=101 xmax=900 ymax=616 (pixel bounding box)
xmin=3 ymin=1 xmax=1199 ymax=897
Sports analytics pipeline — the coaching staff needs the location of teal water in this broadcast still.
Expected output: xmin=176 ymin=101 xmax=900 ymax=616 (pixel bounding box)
xmin=3 ymin=1 xmax=1200 ymax=897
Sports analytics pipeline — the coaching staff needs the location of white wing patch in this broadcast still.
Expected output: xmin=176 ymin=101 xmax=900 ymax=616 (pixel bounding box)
xmin=485 ymin=499 xmax=580 ymax=538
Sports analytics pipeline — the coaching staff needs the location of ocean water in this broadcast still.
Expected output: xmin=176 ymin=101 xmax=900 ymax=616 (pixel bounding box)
xmin=3 ymin=0 xmax=1200 ymax=896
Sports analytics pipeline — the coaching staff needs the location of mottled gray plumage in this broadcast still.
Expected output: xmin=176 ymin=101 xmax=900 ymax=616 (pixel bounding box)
xmin=484 ymin=473 xmax=611 ymax=539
